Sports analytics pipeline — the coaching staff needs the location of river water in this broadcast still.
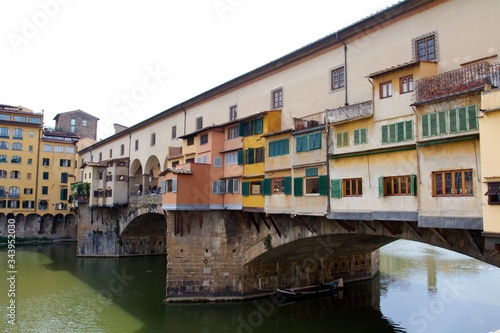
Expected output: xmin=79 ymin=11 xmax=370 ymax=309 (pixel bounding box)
xmin=1 ymin=240 xmax=500 ymax=333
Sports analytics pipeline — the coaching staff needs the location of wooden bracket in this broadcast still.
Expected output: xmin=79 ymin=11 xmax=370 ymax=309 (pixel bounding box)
xmin=405 ymin=221 xmax=421 ymax=239
xmin=464 ymin=229 xmax=483 ymax=256
xmin=298 ymin=215 xmax=316 ymax=234
xmin=430 ymin=228 xmax=451 ymax=247
xmin=379 ymin=220 xmax=400 ymax=235
xmin=260 ymin=214 xmax=271 ymax=230
xmin=235 ymin=210 xmax=250 ymax=229
xmin=269 ymin=215 xmax=282 ymax=238
xmin=336 ymin=219 xmax=356 ymax=232
xmin=249 ymin=213 xmax=260 ymax=233
xmin=360 ymin=221 xmax=376 ymax=233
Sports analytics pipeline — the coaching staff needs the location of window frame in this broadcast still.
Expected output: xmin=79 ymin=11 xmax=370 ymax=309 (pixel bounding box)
xmin=330 ymin=66 xmax=345 ymax=91
xmin=343 ymin=178 xmax=363 ymax=197
xmin=400 ymin=75 xmax=414 ymax=94
xmin=271 ymin=88 xmax=283 ymax=109
xmin=413 ymin=32 xmax=437 ymax=61
xmin=227 ymin=125 xmax=239 ymax=140
xmin=196 ymin=116 xmax=203 ymax=130
xmin=380 ymin=80 xmax=393 ymax=99
xmin=382 ymin=175 xmax=413 ymax=196
xmin=336 ymin=131 xmax=349 ymax=148
xmin=433 ymin=169 xmax=473 ymax=197
xmin=229 ymin=105 xmax=238 ymax=121
xmin=485 ymin=182 xmax=500 ymax=205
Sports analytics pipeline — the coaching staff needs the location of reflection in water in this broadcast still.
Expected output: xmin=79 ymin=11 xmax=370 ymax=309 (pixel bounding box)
xmin=1 ymin=240 xmax=500 ymax=332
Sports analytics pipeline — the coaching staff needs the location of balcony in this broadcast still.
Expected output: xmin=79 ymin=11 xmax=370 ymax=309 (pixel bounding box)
xmin=415 ymin=62 xmax=500 ymax=104
xmin=325 ymin=101 xmax=372 ymax=124
xmin=294 ymin=111 xmax=326 ymax=131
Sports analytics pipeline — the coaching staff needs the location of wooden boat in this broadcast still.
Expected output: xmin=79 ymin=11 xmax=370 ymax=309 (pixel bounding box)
xmin=276 ymin=278 xmax=343 ymax=301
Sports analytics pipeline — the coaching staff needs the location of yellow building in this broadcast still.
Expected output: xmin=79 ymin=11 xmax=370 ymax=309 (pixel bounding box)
xmin=479 ymin=87 xmax=500 ymax=250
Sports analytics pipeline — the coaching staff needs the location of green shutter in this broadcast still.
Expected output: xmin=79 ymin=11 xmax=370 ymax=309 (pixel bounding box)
xmin=422 ymin=114 xmax=429 ymax=137
xmin=309 ymin=132 xmax=321 ymax=150
xmin=284 ymin=176 xmax=292 ymax=195
xmin=458 ymin=107 xmax=467 ymax=131
xmin=378 ymin=176 xmax=385 ymax=197
xmin=283 ymin=138 xmax=289 ymax=155
xmin=410 ymin=174 xmax=417 ymax=196
xmin=438 ymin=110 xmax=447 ymax=134
xmin=468 ymin=105 xmax=478 ymax=130
xmin=294 ymin=177 xmax=303 ymax=197
xmin=297 ymin=136 xmax=308 ymax=152
xmin=342 ymin=132 xmax=349 ymax=146
xmin=430 ymin=113 xmax=437 ymax=136
xmin=354 ymin=129 xmax=360 ymax=145
xmin=172 ymin=179 xmax=177 ymax=193
xmin=253 ymin=117 xmax=263 ymax=134
xmin=331 ymin=179 xmax=342 ymax=198
xmin=263 ymin=178 xmax=272 ymax=196
xmin=269 ymin=141 xmax=275 ymax=157
xmin=449 ymin=108 xmax=458 ymax=133
xmin=246 ymin=148 xmax=254 ymax=164
xmin=319 ymin=175 xmax=328 ymax=196
xmin=336 ymin=132 xmax=343 ymax=147
xmin=405 ymin=120 xmax=413 ymax=141
xmin=396 ymin=122 xmax=405 ymax=142
xmin=305 ymin=168 xmax=318 ymax=177
xmin=381 ymin=125 xmax=389 ymax=144
xmin=238 ymin=122 xmax=245 ymax=137
xmin=389 ymin=124 xmax=397 ymax=143
xmin=237 ymin=150 xmax=244 ymax=165
xmin=361 ymin=128 xmax=367 ymax=144
xmin=242 ymin=182 xmax=249 ymax=196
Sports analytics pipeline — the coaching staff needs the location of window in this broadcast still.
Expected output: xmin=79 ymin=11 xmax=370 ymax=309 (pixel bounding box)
xmin=54 ymin=146 xmax=64 ymax=153
xmin=65 ymin=146 xmax=74 ymax=154
xmin=39 ymin=199 xmax=48 ymax=209
xmin=229 ymin=105 xmax=237 ymax=121
xmin=354 ymin=128 xmax=368 ymax=145
xmin=296 ymin=132 xmax=321 ymax=152
xmin=10 ymin=171 xmax=21 ymax=179
xmin=380 ymin=175 xmax=416 ymax=196
xmin=200 ymin=134 xmax=208 ymax=145
xmin=28 ymin=158 xmax=32 ymax=165
xmin=227 ymin=126 xmax=238 ymax=139
xmin=0 ymin=170 xmax=6 ymax=178
xmin=381 ymin=121 xmax=413 ymax=144
xmin=336 ymin=131 xmax=349 ymax=148
xmin=27 ymin=173 xmax=31 ymax=180
xmin=29 ymin=131 xmax=34 ymax=138
xmin=255 ymin=147 xmax=265 ymax=163
xmin=187 ymin=137 xmax=194 ymax=146
xmin=251 ymin=182 xmax=261 ymax=195
xmin=0 ymin=141 xmax=8 ymax=149
xmin=98 ymin=171 xmax=103 ymax=180
xmin=99 ymin=152 xmax=102 ymax=162
xmin=109 ymin=149 xmax=113 ymax=159
xmin=422 ymin=105 xmax=477 ymax=138
xmin=28 ymin=117 xmax=41 ymax=124
xmin=293 ymin=174 xmax=328 ymax=196
xmin=61 ymin=173 xmax=68 ymax=183
xmin=43 ymin=172 xmax=49 ymax=180
xmin=245 ymin=148 xmax=255 ymax=164
xmin=273 ymin=178 xmax=285 ymax=194
xmin=70 ymin=118 xmax=76 ymax=126
xmin=186 ymin=158 xmax=195 ymax=163
xmin=0 ymin=127 xmax=9 ymax=138
xmin=171 ymin=126 xmax=177 ymax=139
xmin=196 ymin=116 xmax=203 ymax=130
xmin=433 ymin=169 xmax=473 ymax=196
xmin=0 ymin=186 xmax=5 ymax=197
xmin=8 ymin=200 xmax=20 ymax=208
xmin=344 ymin=178 xmax=362 ymax=197
xmin=414 ymin=33 xmax=437 ymax=61
xmin=43 ymin=144 xmax=52 ymax=152
xmin=225 ymin=179 xmax=240 ymax=194
xmin=400 ymin=75 xmax=414 ymax=94
xmin=214 ymin=157 xmax=222 ymax=167
xmin=163 ymin=179 xmax=177 ymax=193
xmin=9 ymin=186 xmax=20 ymax=198
xmin=380 ymin=81 xmax=393 ymax=99
xmin=29 ymin=145 xmax=33 ymax=152
xmin=212 ymin=180 xmax=226 ymax=194
xmin=271 ymin=88 xmax=283 ymax=109
xmin=151 ymin=133 xmax=156 ymax=146
xmin=60 ymin=188 xmax=68 ymax=200
xmin=10 ymin=142 xmax=21 ymax=151
xmin=269 ymin=138 xmax=289 ymax=157
xmin=11 ymin=156 xmax=21 ymax=164
xmin=13 ymin=128 xmax=23 ymax=139
xmin=13 ymin=116 xmax=26 ymax=122
xmin=331 ymin=66 xmax=345 ymax=91
xmin=43 ymin=158 xmax=50 ymax=166
xmin=24 ymin=188 xmax=33 ymax=195
xmin=0 ymin=155 xmax=7 ymax=163
xmin=82 ymin=120 xmax=88 ymax=127
xmin=22 ymin=201 xmax=35 ymax=209
xmin=485 ymin=182 xmax=500 ymax=205
xmin=120 ymin=144 xmax=125 ymax=156
xmin=225 ymin=152 xmax=238 ymax=165
xmin=135 ymin=139 xmax=139 ymax=151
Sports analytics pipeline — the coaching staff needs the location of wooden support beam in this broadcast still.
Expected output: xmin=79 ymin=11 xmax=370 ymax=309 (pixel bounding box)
xmin=405 ymin=221 xmax=422 ymax=239
xmin=336 ymin=219 xmax=355 ymax=232
xmin=249 ymin=213 xmax=260 ymax=233
xmin=360 ymin=221 xmax=375 ymax=233
xmin=235 ymin=210 xmax=250 ymax=229
xmin=269 ymin=215 xmax=282 ymax=238
xmin=464 ymin=229 xmax=483 ymax=256
xmin=260 ymin=214 xmax=271 ymax=230
xmin=379 ymin=221 xmax=399 ymax=235
xmin=430 ymin=228 xmax=451 ymax=247
xmin=298 ymin=215 xmax=316 ymax=234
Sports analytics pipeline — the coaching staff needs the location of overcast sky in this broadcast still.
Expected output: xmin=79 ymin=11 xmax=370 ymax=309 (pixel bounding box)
xmin=1 ymin=0 xmax=397 ymax=140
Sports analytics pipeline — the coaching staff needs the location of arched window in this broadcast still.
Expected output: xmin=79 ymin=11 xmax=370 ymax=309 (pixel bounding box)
xmin=0 ymin=141 xmax=8 ymax=149
xmin=38 ymin=200 xmax=48 ymax=210
xmin=0 ymin=186 xmax=5 ymax=197
xmin=11 ymin=142 xmax=22 ymax=151
xmin=0 ymin=155 xmax=7 ymax=163
xmin=10 ymin=170 xmax=21 ymax=179
xmin=9 ymin=186 xmax=20 ymax=198
xmin=0 ymin=170 xmax=6 ymax=178
xmin=13 ymin=128 xmax=23 ymax=139
xmin=0 ymin=127 xmax=9 ymax=138
xmin=11 ymin=156 xmax=21 ymax=164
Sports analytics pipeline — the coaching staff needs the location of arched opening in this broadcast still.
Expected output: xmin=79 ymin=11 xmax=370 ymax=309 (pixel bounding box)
xmin=120 ymin=213 xmax=166 ymax=255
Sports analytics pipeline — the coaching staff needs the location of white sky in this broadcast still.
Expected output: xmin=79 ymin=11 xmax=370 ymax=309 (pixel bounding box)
xmin=0 ymin=0 xmax=397 ymax=140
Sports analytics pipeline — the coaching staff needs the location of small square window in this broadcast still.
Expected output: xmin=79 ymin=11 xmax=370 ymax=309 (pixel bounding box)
xmin=196 ymin=117 xmax=203 ymax=130
xmin=151 ymin=133 xmax=156 ymax=146
xmin=485 ymin=182 xmax=500 ymax=205
xmin=380 ymin=81 xmax=393 ymax=99
xmin=271 ymin=88 xmax=283 ymax=109
xmin=331 ymin=66 xmax=345 ymax=91
xmin=400 ymin=75 xmax=414 ymax=94
xmin=230 ymin=105 xmax=238 ymax=121
xmin=200 ymin=134 xmax=208 ymax=145
xmin=172 ymin=126 xmax=177 ymax=139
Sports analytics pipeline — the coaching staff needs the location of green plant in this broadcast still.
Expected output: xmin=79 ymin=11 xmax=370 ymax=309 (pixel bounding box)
xmin=263 ymin=234 xmax=273 ymax=251
xmin=70 ymin=182 xmax=90 ymax=199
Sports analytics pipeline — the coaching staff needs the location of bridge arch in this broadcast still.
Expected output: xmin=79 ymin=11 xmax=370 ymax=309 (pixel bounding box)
xmin=119 ymin=212 xmax=166 ymax=255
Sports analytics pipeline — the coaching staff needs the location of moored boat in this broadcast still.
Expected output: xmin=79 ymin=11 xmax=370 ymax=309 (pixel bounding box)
xmin=276 ymin=278 xmax=343 ymax=301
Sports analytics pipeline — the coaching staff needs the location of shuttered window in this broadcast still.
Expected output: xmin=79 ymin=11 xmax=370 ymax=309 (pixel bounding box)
xmin=293 ymin=177 xmax=303 ymax=197
xmin=269 ymin=138 xmax=289 ymax=157
xmin=336 ymin=131 xmax=349 ymax=147
xmin=381 ymin=120 xmax=413 ymax=144
xmin=353 ymin=128 xmax=367 ymax=145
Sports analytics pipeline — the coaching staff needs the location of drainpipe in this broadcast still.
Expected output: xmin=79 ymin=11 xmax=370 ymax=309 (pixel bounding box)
xmin=325 ymin=123 xmax=332 ymax=214
xmin=336 ymin=31 xmax=348 ymax=107
xmin=34 ymin=126 xmax=42 ymax=216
